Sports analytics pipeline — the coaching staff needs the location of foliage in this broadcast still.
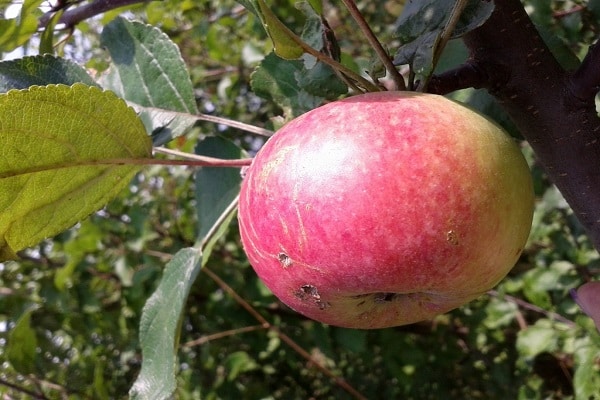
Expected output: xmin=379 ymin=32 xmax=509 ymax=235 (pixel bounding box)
xmin=1 ymin=0 xmax=600 ymax=399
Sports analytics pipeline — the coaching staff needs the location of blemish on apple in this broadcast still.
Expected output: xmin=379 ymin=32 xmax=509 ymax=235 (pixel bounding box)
xmin=446 ymin=230 xmax=459 ymax=245
xmin=373 ymin=292 xmax=398 ymax=303
xmin=295 ymin=284 xmax=331 ymax=310
xmin=277 ymin=252 xmax=292 ymax=267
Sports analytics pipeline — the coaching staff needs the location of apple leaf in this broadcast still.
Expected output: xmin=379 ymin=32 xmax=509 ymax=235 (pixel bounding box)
xmin=0 ymin=0 xmax=43 ymax=53
xmin=249 ymin=2 xmax=346 ymax=117
xmin=246 ymin=0 xmax=305 ymax=59
xmin=100 ymin=17 xmax=198 ymax=144
xmin=130 ymin=247 xmax=202 ymax=400
xmin=6 ymin=309 xmax=38 ymax=375
xmin=130 ymin=104 xmax=200 ymax=146
xmin=100 ymin=17 xmax=197 ymax=113
xmin=195 ymin=136 xmax=245 ymax=263
xmin=251 ymin=52 xmax=323 ymax=117
xmin=393 ymin=0 xmax=494 ymax=78
xmin=573 ymin=337 xmax=600 ymax=398
xmin=39 ymin=9 xmax=64 ymax=55
xmin=0 ymin=84 xmax=152 ymax=261
xmin=516 ymin=320 xmax=559 ymax=360
xmin=0 ymin=55 xmax=98 ymax=92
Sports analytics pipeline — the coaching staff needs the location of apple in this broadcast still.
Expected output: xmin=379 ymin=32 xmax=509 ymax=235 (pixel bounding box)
xmin=238 ymin=91 xmax=534 ymax=329
xmin=571 ymin=282 xmax=600 ymax=332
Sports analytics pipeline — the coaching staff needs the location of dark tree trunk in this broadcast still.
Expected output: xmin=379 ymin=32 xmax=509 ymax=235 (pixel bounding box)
xmin=430 ymin=0 xmax=600 ymax=251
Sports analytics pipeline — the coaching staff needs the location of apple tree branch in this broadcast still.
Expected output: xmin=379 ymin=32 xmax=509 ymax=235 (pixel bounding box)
xmin=430 ymin=0 xmax=600 ymax=251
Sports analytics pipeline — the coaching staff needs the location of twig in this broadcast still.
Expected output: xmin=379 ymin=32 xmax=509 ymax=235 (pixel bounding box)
xmin=553 ymin=5 xmax=585 ymax=19
xmin=153 ymin=146 xmax=251 ymax=165
xmin=427 ymin=61 xmax=489 ymax=95
xmin=135 ymin=106 xmax=274 ymax=137
xmin=339 ymin=0 xmax=405 ymax=90
xmin=39 ymin=0 xmax=150 ymax=29
xmin=182 ymin=325 xmax=267 ymax=347
xmin=0 ymin=377 xmax=48 ymax=400
xmin=255 ymin=1 xmax=380 ymax=93
xmin=202 ymin=267 xmax=368 ymax=400
xmin=0 ymin=157 xmax=253 ymax=180
xmin=487 ymin=290 xmax=576 ymax=327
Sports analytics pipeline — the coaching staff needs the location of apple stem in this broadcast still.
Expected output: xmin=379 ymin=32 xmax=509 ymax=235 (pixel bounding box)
xmin=339 ymin=0 xmax=406 ymax=91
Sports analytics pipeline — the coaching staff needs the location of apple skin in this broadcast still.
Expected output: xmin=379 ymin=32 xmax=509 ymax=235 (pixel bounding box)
xmin=571 ymin=282 xmax=600 ymax=332
xmin=238 ymin=91 xmax=534 ymax=329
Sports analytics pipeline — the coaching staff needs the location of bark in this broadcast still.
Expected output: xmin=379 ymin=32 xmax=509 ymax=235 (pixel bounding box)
xmin=430 ymin=0 xmax=600 ymax=251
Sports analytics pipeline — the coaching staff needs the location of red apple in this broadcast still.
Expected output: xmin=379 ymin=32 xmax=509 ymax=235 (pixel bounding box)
xmin=238 ymin=91 xmax=534 ymax=329
xmin=572 ymin=282 xmax=600 ymax=332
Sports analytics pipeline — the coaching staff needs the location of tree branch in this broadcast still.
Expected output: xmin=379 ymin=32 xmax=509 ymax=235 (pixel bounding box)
xmin=444 ymin=0 xmax=600 ymax=250
xmin=38 ymin=0 xmax=150 ymax=29
xmin=428 ymin=61 xmax=490 ymax=94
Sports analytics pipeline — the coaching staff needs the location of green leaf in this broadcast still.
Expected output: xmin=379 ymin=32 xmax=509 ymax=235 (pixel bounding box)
xmin=573 ymin=337 xmax=600 ymax=399
xmin=224 ymin=351 xmax=260 ymax=381
xmin=296 ymin=2 xmax=346 ymax=99
xmin=0 ymin=55 xmax=98 ymax=92
xmin=254 ymin=0 xmax=305 ymax=59
xmin=516 ymin=321 xmax=558 ymax=360
xmin=100 ymin=17 xmax=198 ymax=114
xmin=130 ymin=247 xmax=202 ymax=400
xmin=7 ymin=309 xmax=38 ymax=375
xmin=0 ymin=84 xmax=152 ymax=261
xmin=393 ymin=0 xmax=494 ymax=78
xmin=296 ymin=61 xmax=347 ymax=100
xmin=195 ymin=136 xmax=245 ymax=262
xmin=251 ymin=52 xmax=322 ymax=117
xmin=130 ymin=105 xmax=200 ymax=146
xmin=39 ymin=9 xmax=64 ymax=55
xmin=0 ymin=0 xmax=43 ymax=53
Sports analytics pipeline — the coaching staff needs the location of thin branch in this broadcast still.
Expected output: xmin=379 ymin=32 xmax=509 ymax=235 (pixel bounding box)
xmin=0 ymin=157 xmax=252 ymax=180
xmin=256 ymin=2 xmax=380 ymax=93
xmin=182 ymin=325 xmax=267 ymax=347
xmin=487 ymin=290 xmax=576 ymax=327
xmin=339 ymin=0 xmax=405 ymax=90
xmin=427 ymin=61 xmax=489 ymax=95
xmin=202 ymin=267 xmax=368 ymax=400
xmin=134 ymin=105 xmax=274 ymax=137
xmin=0 ymin=377 xmax=48 ymax=400
xmin=38 ymin=0 xmax=150 ymax=29
xmin=153 ymin=147 xmax=252 ymax=166
xmin=553 ymin=5 xmax=585 ymax=19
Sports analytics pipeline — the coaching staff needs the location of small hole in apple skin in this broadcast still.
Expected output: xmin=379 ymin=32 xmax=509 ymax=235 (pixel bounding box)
xmin=446 ymin=230 xmax=459 ymax=245
xmin=295 ymin=284 xmax=331 ymax=310
xmin=278 ymin=252 xmax=292 ymax=267
xmin=374 ymin=292 xmax=399 ymax=303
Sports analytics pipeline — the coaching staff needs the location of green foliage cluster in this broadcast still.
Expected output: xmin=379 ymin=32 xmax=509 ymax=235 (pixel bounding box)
xmin=1 ymin=0 xmax=600 ymax=399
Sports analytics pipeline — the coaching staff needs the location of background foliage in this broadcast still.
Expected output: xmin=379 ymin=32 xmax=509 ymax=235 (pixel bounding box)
xmin=1 ymin=0 xmax=600 ymax=399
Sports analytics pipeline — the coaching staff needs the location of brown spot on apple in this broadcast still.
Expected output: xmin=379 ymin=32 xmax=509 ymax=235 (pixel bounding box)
xmin=277 ymin=252 xmax=292 ymax=268
xmin=374 ymin=292 xmax=399 ymax=303
xmin=296 ymin=284 xmax=331 ymax=310
xmin=446 ymin=230 xmax=459 ymax=245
